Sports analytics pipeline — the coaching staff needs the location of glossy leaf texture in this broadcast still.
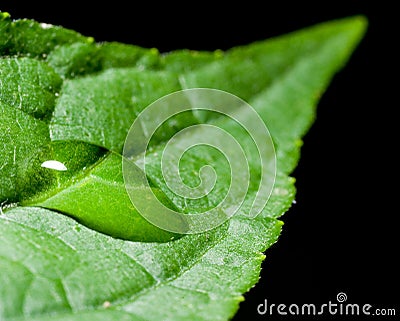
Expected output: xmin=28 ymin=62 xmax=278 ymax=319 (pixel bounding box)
xmin=0 ymin=11 xmax=366 ymax=321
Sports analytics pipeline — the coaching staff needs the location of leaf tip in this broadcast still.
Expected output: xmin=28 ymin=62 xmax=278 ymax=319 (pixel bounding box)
xmin=349 ymin=15 xmax=368 ymax=36
xmin=337 ymin=15 xmax=369 ymax=43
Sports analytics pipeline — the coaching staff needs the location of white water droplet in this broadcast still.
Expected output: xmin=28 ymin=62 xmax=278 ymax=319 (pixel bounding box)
xmin=40 ymin=23 xmax=53 ymax=29
xmin=41 ymin=160 xmax=67 ymax=171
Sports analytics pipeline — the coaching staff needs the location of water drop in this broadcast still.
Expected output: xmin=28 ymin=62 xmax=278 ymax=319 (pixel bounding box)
xmin=39 ymin=23 xmax=53 ymax=29
xmin=41 ymin=160 xmax=67 ymax=171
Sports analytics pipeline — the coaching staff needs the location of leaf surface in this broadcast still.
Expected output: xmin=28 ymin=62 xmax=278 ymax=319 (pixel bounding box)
xmin=0 ymin=12 xmax=366 ymax=320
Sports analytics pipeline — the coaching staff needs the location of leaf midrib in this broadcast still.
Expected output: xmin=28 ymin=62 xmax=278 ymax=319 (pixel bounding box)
xmin=19 ymin=151 xmax=111 ymax=207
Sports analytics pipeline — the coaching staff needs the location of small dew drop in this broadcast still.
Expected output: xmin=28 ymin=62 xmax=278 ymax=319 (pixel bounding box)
xmin=41 ymin=160 xmax=67 ymax=171
xmin=40 ymin=22 xmax=53 ymax=29
xmin=102 ymin=301 xmax=111 ymax=308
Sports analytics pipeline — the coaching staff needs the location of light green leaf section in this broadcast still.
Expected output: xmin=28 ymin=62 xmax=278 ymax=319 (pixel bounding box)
xmin=25 ymin=152 xmax=180 ymax=242
xmin=0 ymin=11 xmax=366 ymax=321
xmin=2 ymin=206 xmax=281 ymax=321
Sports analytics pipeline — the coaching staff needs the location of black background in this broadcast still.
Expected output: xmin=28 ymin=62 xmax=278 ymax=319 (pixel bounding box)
xmin=1 ymin=1 xmax=397 ymax=320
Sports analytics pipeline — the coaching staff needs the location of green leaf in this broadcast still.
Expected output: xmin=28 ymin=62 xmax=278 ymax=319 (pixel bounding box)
xmin=0 ymin=12 xmax=91 ymax=58
xmin=0 ymin=57 xmax=62 ymax=118
xmin=0 ymin=11 xmax=366 ymax=321
xmin=0 ymin=102 xmax=50 ymax=202
xmin=50 ymin=69 xmax=182 ymax=152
